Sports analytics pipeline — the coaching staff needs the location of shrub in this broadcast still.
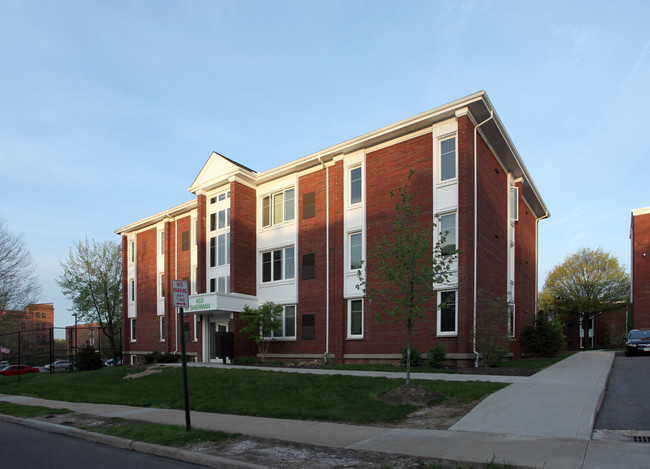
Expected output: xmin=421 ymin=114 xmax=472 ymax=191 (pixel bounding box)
xmin=426 ymin=344 xmax=446 ymax=368
xmin=401 ymin=347 xmax=421 ymax=366
xmin=521 ymin=312 xmax=565 ymax=357
xmin=76 ymin=343 xmax=103 ymax=371
xmin=143 ymin=351 xmax=179 ymax=364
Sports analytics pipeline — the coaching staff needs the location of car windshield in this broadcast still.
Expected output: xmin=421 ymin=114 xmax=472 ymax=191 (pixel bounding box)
xmin=629 ymin=331 xmax=650 ymax=339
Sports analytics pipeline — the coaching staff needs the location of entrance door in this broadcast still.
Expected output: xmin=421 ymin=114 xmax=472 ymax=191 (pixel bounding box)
xmin=208 ymin=322 xmax=229 ymax=361
xmin=579 ymin=317 xmax=594 ymax=349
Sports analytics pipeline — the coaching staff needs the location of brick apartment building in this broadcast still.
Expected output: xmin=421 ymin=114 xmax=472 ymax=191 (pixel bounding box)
xmin=631 ymin=206 xmax=650 ymax=328
xmin=0 ymin=303 xmax=54 ymax=360
xmin=115 ymin=92 xmax=549 ymax=366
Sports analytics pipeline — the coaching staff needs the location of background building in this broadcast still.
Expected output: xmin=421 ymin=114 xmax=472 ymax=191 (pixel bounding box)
xmin=116 ymin=92 xmax=548 ymax=366
xmin=0 ymin=303 xmax=54 ymax=365
xmin=631 ymin=207 xmax=650 ymax=328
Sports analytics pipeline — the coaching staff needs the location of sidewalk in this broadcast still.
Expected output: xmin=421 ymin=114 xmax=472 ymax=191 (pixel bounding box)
xmin=3 ymin=351 xmax=650 ymax=468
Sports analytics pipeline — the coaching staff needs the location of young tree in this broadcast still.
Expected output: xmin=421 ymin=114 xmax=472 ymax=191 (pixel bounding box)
xmin=0 ymin=217 xmax=42 ymax=313
xmin=474 ymin=296 xmax=514 ymax=367
xmin=57 ymin=238 xmax=122 ymax=362
xmin=539 ymin=247 xmax=630 ymax=350
xmin=358 ymin=170 xmax=457 ymax=387
xmin=240 ymin=302 xmax=283 ymax=362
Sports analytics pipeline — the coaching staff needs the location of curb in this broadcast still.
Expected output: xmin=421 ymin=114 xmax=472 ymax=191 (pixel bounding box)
xmin=0 ymin=413 xmax=268 ymax=469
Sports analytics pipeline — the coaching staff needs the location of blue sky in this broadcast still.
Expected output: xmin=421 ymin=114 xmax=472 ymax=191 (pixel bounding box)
xmin=1 ymin=0 xmax=649 ymax=331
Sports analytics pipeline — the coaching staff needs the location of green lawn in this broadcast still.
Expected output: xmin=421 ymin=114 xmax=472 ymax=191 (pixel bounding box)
xmin=0 ymin=366 xmax=505 ymax=425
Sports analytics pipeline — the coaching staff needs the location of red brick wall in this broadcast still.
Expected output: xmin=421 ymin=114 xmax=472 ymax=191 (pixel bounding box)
xmin=632 ymin=213 xmax=650 ymax=327
xmin=296 ymin=167 xmax=327 ymax=354
xmin=134 ymin=228 xmax=158 ymax=351
xmin=328 ymin=160 xmax=345 ymax=362
xmin=121 ymin=235 xmax=128 ymax=354
xmin=456 ymin=115 xmax=476 ymax=355
xmin=197 ymin=194 xmax=207 ymax=294
xmin=231 ymin=181 xmax=257 ymax=296
xmin=512 ymin=184 xmax=538 ymax=356
xmin=362 ymin=133 xmax=436 ymax=357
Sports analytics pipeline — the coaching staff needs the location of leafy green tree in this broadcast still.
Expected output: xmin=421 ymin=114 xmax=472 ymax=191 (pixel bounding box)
xmin=539 ymin=247 xmax=630 ymax=350
xmin=521 ymin=311 xmax=565 ymax=357
xmin=474 ymin=296 xmax=513 ymax=367
xmin=57 ymin=238 xmax=122 ymax=363
xmin=358 ymin=170 xmax=456 ymax=387
xmin=76 ymin=342 xmax=103 ymax=371
xmin=240 ymin=302 xmax=283 ymax=362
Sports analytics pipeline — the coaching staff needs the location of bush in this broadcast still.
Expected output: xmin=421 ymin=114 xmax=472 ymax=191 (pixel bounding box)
xmin=521 ymin=312 xmax=565 ymax=358
xmin=426 ymin=344 xmax=446 ymax=368
xmin=143 ymin=351 xmax=179 ymax=364
xmin=401 ymin=347 xmax=421 ymax=366
xmin=232 ymin=356 xmax=260 ymax=365
xmin=76 ymin=343 xmax=103 ymax=371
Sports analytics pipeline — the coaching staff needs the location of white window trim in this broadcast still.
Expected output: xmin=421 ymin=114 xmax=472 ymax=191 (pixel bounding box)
xmin=507 ymin=304 xmax=516 ymax=338
xmin=437 ymin=134 xmax=458 ymax=185
xmin=436 ymin=290 xmax=458 ymax=337
xmin=348 ymin=165 xmax=363 ymax=206
xmin=260 ymin=246 xmax=295 ymax=284
xmin=260 ymin=187 xmax=296 ymax=228
xmin=130 ymin=318 xmax=137 ymax=342
xmin=437 ymin=211 xmax=457 ymax=256
xmin=348 ymin=231 xmax=363 ymax=271
xmin=160 ymin=316 xmax=166 ymax=342
xmin=271 ymin=305 xmax=296 ymax=340
xmin=347 ymin=299 xmax=364 ymax=339
xmin=159 ymin=273 xmax=165 ymax=299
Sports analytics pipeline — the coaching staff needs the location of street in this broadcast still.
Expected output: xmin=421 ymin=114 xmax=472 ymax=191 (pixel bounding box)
xmin=594 ymin=351 xmax=650 ymax=431
xmin=0 ymin=420 xmax=208 ymax=469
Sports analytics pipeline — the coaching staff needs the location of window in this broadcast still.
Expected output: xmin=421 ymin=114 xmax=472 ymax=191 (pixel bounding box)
xmin=210 ymin=278 xmax=216 ymax=293
xmin=130 ymin=240 xmax=135 ymax=263
xmin=349 ymin=232 xmax=363 ymax=270
xmin=262 ymin=247 xmax=295 ymax=283
xmin=217 ymin=233 xmax=230 ymax=266
xmin=440 ymin=137 xmax=456 ymax=181
xmin=439 ymin=213 xmax=457 ymax=256
xmin=350 ymin=166 xmax=362 ymax=204
xmin=36 ymin=312 xmax=40 ymax=318
xmin=302 ymin=253 xmax=315 ymax=280
xmin=160 ymin=317 xmax=165 ymax=341
xmin=182 ymin=231 xmax=190 ymax=251
xmin=348 ymin=299 xmax=363 ymax=337
xmin=42 ymin=312 xmax=46 ymax=319
xmin=210 ymin=237 xmax=216 ymax=267
xmin=303 ymin=192 xmax=315 ymax=219
xmin=438 ymin=290 xmax=457 ymax=335
xmin=160 ymin=231 xmax=165 ymax=255
xmin=273 ymin=305 xmax=296 ymax=339
xmin=510 ymin=187 xmax=519 ymax=221
xmin=130 ymin=319 xmax=137 ymax=341
xmin=302 ymin=314 xmax=315 ymax=340
xmin=262 ymin=188 xmax=295 ymax=227
xmin=184 ymin=321 xmax=191 ymax=342
xmin=160 ymin=273 xmax=165 ymax=298
xmin=130 ymin=279 xmax=135 ymax=301
xmin=507 ymin=304 xmax=515 ymax=337
xmin=217 ymin=276 xmax=230 ymax=293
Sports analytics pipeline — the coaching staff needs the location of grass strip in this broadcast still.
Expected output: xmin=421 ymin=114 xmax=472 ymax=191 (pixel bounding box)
xmin=0 ymin=367 xmax=505 ymax=424
xmin=85 ymin=420 xmax=238 ymax=447
xmin=0 ymin=401 xmax=71 ymax=418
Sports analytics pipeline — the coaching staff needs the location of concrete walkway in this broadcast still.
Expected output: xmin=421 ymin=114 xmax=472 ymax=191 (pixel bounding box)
xmin=3 ymin=351 xmax=650 ymax=468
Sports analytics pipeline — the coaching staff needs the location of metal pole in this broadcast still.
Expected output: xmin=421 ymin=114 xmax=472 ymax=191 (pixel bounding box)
xmin=17 ymin=332 xmax=21 ymax=382
xmin=179 ymin=307 xmax=191 ymax=431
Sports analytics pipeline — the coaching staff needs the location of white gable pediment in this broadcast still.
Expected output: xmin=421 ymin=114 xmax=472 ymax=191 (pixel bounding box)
xmin=188 ymin=152 xmax=255 ymax=193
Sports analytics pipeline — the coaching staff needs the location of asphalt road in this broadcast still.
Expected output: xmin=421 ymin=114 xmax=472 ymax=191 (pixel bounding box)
xmin=0 ymin=420 xmax=208 ymax=469
xmin=594 ymin=351 xmax=650 ymax=431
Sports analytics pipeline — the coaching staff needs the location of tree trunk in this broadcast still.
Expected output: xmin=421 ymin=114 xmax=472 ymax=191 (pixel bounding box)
xmin=406 ymin=323 xmax=412 ymax=388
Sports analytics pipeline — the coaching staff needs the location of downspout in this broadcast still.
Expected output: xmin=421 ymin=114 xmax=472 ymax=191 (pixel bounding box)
xmin=318 ymin=155 xmax=330 ymax=361
xmin=473 ymin=110 xmax=494 ymax=367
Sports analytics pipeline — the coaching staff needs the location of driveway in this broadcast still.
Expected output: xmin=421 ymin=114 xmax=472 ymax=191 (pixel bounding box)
xmin=594 ymin=351 xmax=650 ymax=433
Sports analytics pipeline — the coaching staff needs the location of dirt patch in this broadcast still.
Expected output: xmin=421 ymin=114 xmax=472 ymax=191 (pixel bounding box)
xmin=123 ymin=366 xmax=164 ymax=380
xmin=379 ymin=385 xmax=445 ymax=406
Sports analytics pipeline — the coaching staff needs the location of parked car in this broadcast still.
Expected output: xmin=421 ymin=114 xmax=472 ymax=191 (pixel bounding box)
xmin=624 ymin=329 xmax=650 ymax=356
xmin=104 ymin=357 xmax=123 ymax=367
xmin=0 ymin=365 xmax=40 ymax=376
xmin=44 ymin=360 xmax=73 ymax=370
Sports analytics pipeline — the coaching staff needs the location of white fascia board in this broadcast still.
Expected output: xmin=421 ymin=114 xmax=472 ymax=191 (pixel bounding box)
xmin=115 ymin=199 xmax=196 ymax=235
xmin=632 ymin=207 xmax=650 ymax=217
